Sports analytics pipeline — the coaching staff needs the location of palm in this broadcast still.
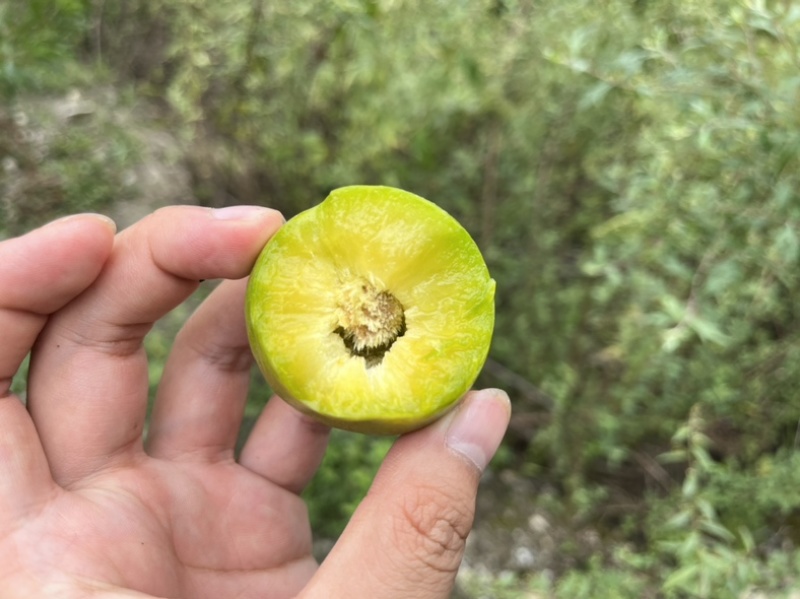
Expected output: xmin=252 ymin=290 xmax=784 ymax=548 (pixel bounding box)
xmin=3 ymin=458 xmax=313 ymax=598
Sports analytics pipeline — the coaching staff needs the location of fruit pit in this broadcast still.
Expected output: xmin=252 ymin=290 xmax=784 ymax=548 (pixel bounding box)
xmin=334 ymin=279 xmax=406 ymax=368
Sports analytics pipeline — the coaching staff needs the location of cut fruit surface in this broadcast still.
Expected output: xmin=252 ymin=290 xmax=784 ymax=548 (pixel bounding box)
xmin=245 ymin=185 xmax=495 ymax=434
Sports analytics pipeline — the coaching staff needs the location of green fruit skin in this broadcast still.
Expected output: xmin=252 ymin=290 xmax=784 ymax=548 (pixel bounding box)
xmin=246 ymin=185 xmax=495 ymax=435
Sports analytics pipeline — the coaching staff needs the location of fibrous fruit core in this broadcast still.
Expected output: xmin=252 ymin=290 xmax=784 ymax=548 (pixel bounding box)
xmin=334 ymin=278 xmax=406 ymax=368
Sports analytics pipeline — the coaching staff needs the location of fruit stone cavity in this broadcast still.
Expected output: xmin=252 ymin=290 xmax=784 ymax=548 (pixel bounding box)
xmin=334 ymin=278 xmax=406 ymax=368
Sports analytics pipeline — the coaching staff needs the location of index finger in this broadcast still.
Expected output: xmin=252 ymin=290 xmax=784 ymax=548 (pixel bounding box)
xmin=27 ymin=205 xmax=283 ymax=485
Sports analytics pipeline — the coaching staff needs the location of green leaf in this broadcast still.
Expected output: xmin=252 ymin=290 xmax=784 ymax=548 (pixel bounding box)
xmin=686 ymin=315 xmax=732 ymax=347
xmin=663 ymin=563 xmax=701 ymax=592
xmin=667 ymin=509 xmax=693 ymax=529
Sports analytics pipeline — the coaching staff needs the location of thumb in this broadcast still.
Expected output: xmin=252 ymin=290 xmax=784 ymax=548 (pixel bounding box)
xmin=301 ymin=388 xmax=511 ymax=599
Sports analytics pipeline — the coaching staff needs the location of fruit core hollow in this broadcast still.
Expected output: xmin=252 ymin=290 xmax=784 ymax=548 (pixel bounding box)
xmin=334 ymin=278 xmax=406 ymax=368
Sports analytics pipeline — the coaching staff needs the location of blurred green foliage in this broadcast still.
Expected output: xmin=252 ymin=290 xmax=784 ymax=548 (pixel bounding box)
xmin=2 ymin=0 xmax=800 ymax=596
xmin=0 ymin=97 xmax=141 ymax=234
xmin=0 ymin=0 xmax=96 ymax=97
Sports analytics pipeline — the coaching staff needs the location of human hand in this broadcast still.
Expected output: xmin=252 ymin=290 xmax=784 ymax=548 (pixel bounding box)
xmin=0 ymin=207 xmax=510 ymax=598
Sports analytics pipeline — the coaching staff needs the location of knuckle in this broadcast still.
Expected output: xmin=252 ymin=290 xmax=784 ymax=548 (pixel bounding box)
xmin=184 ymin=334 xmax=253 ymax=373
xmin=59 ymin=321 xmax=151 ymax=357
xmin=391 ymin=483 xmax=475 ymax=575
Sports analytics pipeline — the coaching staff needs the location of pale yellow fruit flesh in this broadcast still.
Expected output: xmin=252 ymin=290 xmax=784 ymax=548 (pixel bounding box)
xmin=245 ymin=185 xmax=495 ymax=434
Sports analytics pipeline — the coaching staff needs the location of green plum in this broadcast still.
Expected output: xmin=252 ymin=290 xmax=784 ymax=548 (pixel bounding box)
xmin=245 ymin=185 xmax=495 ymax=434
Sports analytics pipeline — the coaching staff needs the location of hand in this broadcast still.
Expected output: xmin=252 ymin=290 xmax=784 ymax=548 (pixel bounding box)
xmin=0 ymin=206 xmax=510 ymax=598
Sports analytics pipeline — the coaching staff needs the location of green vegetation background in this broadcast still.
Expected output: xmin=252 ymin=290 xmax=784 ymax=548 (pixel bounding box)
xmin=2 ymin=0 xmax=800 ymax=596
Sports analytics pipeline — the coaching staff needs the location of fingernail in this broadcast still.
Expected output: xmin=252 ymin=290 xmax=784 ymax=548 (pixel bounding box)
xmin=444 ymin=388 xmax=511 ymax=471
xmin=211 ymin=205 xmax=273 ymax=221
xmin=51 ymin=213 xmax=117 ymax=232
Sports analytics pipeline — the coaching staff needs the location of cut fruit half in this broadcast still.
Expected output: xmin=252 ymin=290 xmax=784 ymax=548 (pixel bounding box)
xmin=245 ymin=185 xmax=495 ymax=434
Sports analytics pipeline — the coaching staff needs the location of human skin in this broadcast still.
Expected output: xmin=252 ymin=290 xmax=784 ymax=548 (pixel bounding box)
xmin=0 ymin=206 xmax=511 ymax=598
